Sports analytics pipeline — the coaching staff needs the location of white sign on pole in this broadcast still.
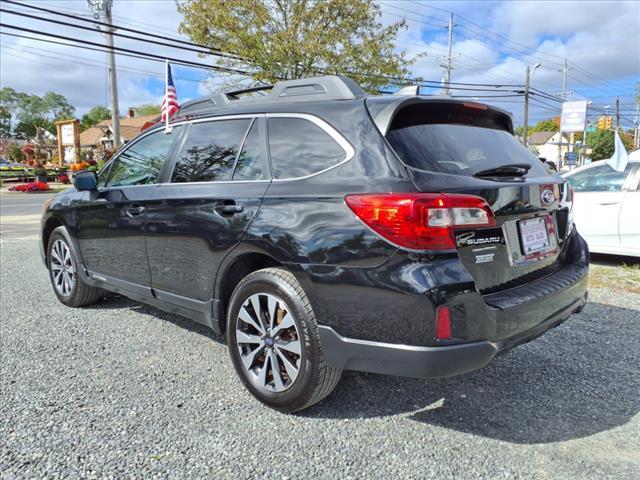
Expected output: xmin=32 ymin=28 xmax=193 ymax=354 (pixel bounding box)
xmin=61 ymin=124 xmax=74 ymax=144
xmin=64 ymin=146 xmax=74 ymax=163
xmin=560 ymin=100 xmax=588 ymax=132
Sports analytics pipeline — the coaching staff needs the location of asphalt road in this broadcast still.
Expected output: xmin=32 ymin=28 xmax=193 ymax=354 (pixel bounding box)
xmin=0 ymin=192 xmax=52 ymax=240
xmin=1 ymin=232 xmax=639 ymax=479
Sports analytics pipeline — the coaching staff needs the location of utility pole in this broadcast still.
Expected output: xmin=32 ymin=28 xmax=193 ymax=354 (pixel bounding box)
xmin=558 ymin=58 xmax=571 ymax=167
xmin=523 ymin=66 xmax=531 ymax=147
xmin=561 ymin=59 xmax=569 ymax=101
xmin=88 ymin=0 xmax=121 ymax=149
xmin=523 ymin=63 xmax=540 ymax=148
xmin=615 ymin=96 xmax=620 ymax=131
xmin=441 ymin=13 xmax=454 ymax=96
xmin=634 ymin=101 xmax=639 ymax=148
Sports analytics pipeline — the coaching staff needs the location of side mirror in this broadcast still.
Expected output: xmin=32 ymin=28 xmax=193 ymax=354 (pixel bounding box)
xmin=73 ymin=170 xmax=98 ymax=191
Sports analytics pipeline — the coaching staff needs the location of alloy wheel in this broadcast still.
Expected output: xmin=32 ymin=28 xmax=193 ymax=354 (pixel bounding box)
xmin=235 ymin=292 xmax=302 ymax=393
xmin=50 ymin=239 xmax=75 ymax=296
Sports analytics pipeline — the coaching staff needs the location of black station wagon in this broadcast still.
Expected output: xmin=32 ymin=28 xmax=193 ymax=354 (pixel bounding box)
xmin=41 ymin=76 xmax=589 ymax=412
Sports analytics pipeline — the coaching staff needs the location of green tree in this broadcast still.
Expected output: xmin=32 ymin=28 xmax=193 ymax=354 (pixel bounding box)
xmin=133 ymin=104 xmax=161 ymax=116
xmin=587 ymin=129 xmax=632 ymax=160
xmin=41 ymin=91 xmax=75 ymax=121
xmin=531 ymin=118 xmax=559 ymax=133
xmin=0 ymin=87 xmax=19 ymax=135
xmin=177 ymin=0 xmax=416 ymax=92
xmin=14 ymin=117 xmax=55 ymax=139
xmin=8 ymin=142 xmax=24 ymax=162
xmin=0 ymin=88 xmax=75 ymax=136
xmin=81 ymin=106 xmax=111 ymax=131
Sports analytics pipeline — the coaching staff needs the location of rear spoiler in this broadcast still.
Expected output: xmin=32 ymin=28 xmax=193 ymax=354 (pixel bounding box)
xmin=367 ymin=96 xmax=514 ymax=136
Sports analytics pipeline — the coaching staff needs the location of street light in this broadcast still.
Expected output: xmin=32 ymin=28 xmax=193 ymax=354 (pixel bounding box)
xmin=523 ymin=63 xmax=541 ymax=147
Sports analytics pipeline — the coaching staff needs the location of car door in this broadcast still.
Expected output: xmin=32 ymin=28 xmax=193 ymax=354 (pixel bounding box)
xmin=145 ymin=116 xmax=270 ymax=314
xmin=74 ymin=125 xmax=184 ymax=293
xmin=618 ymin=163 xmax=640 ymax=254
xmin=567 ymin=162 xmax=634 ymax=252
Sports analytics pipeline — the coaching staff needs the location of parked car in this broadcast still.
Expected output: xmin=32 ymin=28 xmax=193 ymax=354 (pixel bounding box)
xmin=40 ymin=76 xmax=588 ymax=412
xmin=563 ymin=159 xmax=640 ymax=257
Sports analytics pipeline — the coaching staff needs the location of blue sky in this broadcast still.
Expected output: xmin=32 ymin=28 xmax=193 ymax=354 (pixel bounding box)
xmin=1 ymin=0 xmax=638 ymax=127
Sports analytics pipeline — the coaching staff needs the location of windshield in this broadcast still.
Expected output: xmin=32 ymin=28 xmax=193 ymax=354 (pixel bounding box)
xmin=387 ymin=123 xmax=550 ymax=177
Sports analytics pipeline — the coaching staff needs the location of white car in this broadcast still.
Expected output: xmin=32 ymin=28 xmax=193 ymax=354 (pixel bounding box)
xmin=563 ymin=159 xmax=640 ymax=257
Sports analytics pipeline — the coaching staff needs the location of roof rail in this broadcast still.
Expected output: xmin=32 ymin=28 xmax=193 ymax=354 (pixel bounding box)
xmin=178 ymin=75 xmax=366 ymax=116
xmin=226 ymin=85 xmax=274 ymax=98
xmin=268 ymin=76 xmax=366 ymax=101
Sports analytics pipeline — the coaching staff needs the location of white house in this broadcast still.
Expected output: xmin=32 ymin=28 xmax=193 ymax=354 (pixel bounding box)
xmin=529 ymin=131 xmax=571 ymax=164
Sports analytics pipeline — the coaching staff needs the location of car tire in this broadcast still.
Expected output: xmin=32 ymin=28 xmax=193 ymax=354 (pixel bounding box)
xmin=227 ymin=267 xmax=342 ymax=412
xmin=47 ymin=226 xmax=105 ymax=307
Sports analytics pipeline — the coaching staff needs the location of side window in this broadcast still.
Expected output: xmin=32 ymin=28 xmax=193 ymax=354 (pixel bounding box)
xmin=97 ymin=161 xmax=112 ymax=188
xmin=568 ymin=163 xmax=633 ymax=192
xmin=106 ymin=126 xmax=182 ymax=187
xmin=233 ymin=120 xmax=266 ymax=181
xmin=268 ymin=117 xmax=347 ymax=179
xmin=171 ymin=119 xmax=251 ymax=183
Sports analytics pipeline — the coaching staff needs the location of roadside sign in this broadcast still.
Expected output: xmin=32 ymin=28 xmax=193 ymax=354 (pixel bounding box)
xmin=560 ymin=100 xmax=588 ymax=132
xmin=586 ymin=126 xmax=596 ymax=133
xmin=565 ymin=152 xmax=577 ymax=165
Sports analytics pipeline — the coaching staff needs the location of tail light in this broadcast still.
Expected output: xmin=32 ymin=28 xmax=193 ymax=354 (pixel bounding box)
xmin=344 ymin=193 xmax=495 ymax=250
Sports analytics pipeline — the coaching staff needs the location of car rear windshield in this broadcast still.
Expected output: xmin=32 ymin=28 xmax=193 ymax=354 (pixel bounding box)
xmin=386 ymin=104 xmax=549 ymax=177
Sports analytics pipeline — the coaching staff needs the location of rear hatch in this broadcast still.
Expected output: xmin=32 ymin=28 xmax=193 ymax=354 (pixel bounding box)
xmin=381 ymin=100 xmax=572 ymax=292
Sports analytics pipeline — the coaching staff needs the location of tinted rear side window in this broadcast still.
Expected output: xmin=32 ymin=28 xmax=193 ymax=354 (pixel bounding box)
xmin=268 ymin=117 xmax=346 ymax=179
xmin=386 ymin=105 xmax=548 ymax=177
xmin=171 ymin=119 xmax=251 ymax=183
xmin=233 ymin=120 xmax=266 ymax=181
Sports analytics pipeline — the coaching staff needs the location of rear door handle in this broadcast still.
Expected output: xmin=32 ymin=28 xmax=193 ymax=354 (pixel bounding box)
xmin=124 ymin=205 xmax=146 ymax=217
xmin=598 ymin=201 xmax=620 ymax=206
xmin=215 ymin=204 xmax=244 ymax=216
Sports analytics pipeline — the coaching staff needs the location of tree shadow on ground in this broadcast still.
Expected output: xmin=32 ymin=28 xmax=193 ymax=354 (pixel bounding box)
xmin=303 ymin=301 xmax=640 ymax=444
xmin=87 ymin=296 xmax=639 ymax=444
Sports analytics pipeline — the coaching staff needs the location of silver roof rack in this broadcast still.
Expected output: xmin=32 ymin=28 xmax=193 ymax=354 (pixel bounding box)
xmin=179 ymin=75 xmax=366 ymax=115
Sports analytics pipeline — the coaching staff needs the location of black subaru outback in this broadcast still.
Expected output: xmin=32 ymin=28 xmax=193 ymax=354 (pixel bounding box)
xmin=41 ymin=76 xmax=588 ymax=412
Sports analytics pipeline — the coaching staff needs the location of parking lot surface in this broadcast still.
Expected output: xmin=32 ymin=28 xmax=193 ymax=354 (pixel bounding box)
xmin=1 ymin=235 xmax=639 ymax=479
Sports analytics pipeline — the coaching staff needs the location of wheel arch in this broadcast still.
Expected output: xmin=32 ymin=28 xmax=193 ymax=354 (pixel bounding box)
xmin=41 ymin=216 xmax=65 ymax=264
xmin=215 ymin=251 xmax=287 ymax=333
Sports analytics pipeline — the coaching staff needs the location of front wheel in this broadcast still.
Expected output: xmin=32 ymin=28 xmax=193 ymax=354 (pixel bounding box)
xmin=47 ymin=226 xmax=105 ymax=307
xmin=227 ymin=268 xmax=341 ymax=412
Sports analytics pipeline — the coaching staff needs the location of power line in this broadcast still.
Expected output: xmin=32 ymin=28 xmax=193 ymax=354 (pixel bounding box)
xmin=2 ymin=0 xmax=238 ymax=58
xmin=0 ymin=23 xmax=256 ymax=77
xmin=0 ymin=6 xmax=244 ymax=63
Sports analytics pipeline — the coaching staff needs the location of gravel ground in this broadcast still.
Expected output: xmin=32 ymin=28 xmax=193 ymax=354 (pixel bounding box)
xmin=1 ymin=239 xmax=639 ymax=479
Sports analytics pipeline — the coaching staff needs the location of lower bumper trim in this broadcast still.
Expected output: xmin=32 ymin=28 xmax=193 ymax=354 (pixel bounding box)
xmin=319 ymin=292 xmax=587 ymax=379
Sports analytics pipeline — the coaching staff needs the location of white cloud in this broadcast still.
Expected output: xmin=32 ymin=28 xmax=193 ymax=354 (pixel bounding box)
xmin=0 ymin=0 xmax=206 ymax=115
xmin=2 ymin=0 xmax=638 ymax=127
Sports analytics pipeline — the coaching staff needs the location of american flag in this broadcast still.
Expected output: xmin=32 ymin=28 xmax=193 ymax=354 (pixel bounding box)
xmin=161 ymin=63 xmax=179 ymax=121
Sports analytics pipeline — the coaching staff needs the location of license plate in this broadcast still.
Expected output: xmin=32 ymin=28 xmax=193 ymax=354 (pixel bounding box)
xmin=519 ymin=217 xmax=551 ymax=256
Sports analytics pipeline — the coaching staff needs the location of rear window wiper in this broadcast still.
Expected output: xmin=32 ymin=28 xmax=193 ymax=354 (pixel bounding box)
xmin=473 ymin=163 xmax=531 ymax=178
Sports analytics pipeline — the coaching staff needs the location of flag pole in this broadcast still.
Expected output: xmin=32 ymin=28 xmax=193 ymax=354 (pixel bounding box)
xmin=164 ymin=59 xmax=172 ymax=134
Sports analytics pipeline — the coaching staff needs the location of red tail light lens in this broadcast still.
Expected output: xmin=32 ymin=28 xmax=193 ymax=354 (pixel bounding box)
xmin=345 ymin=193 xmax=495 ymax=250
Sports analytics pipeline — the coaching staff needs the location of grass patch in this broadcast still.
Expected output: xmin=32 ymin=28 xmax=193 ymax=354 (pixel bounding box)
xmin=589 ymin=263 xmax=640 ymax=294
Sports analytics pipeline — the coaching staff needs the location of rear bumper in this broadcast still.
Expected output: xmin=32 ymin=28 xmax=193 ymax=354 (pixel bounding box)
xmin=320 ymin=289 xmax=587 ymax=378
